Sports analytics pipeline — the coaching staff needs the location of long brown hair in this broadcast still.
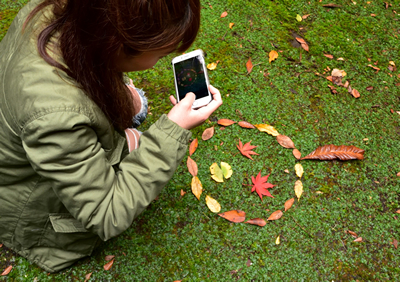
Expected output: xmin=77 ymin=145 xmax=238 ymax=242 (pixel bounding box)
xmin=25 ymin=0 xmax=201 ymax=130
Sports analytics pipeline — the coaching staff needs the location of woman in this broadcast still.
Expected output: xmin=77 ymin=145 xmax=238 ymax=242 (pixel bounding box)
xmin=0 ymin=0 xmax=222 ymax=272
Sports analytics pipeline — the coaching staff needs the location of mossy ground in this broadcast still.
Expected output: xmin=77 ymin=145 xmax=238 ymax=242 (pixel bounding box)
xmin=1 ymin=0 xmax=400 ymax=281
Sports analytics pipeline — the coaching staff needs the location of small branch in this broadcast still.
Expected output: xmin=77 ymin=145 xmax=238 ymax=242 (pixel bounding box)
xmin=289 ymin=215 xmax=314 ymax=238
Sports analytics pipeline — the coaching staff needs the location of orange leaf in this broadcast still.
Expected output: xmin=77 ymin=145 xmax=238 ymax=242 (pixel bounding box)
xmin=103 ymin=259 xmax=115 ymax=271
xmin=351 ymin=88 xmax=360 ymax=98
xmin=301 ymin=144 xmax=365 ymax=161
xmin=396 ymin=210 xmax=400 ymax=214
xmin=302 ymin=14 xmax=311 ymax=19
xmin=301 ymin=42 xmax=309 ymax=52
xmin=187 ymin=156 xmax=198 ymax=177
xmin=180 ymin=189 xmax=186 ymax=196
xmin=229 ymin=22 xmax=235 ymax=29
xmin=295 ymin=37 xmax=306 ymax=44
xmin=238 ymin=121 xmax=255 ymax=129
xmin=245 ymin=218 xmax=267 ymax=227
xmin=1 ymin=265 xmax=12 ymax=276
xmin=347 ymin=230 xmax=358 ymax=238
xmin=367 ymin=64 xmax=380 ymax=71
xmin=189 ymin=138 xmax=198 ymax=156
xmin=218 ymin=210 xmax=246 ymax=223
xmin=354 ymin=237 xmax=363 ymax=242
xmin=267 ymin=210 xmax=283 ymax=221
xmin=326 ymin=76 xmax=333 ymax=82
xmin=284 ymin=198 xmax=295 ymax=211
xmin=246 ymin=58 xmax=253 ymax=74
xmin=218 ymin=119 xmax=236 ymax=126
xmin=237 ymin=139 xmax=259 ymax=160
xmin=105 ymin=255 xmax=115 ymax=261
xmin=324 ymin=54 xmax=334 ymax=59
xmin=202 ymin=126 xmax=214 ymax=140
xmin=293 ymin=149 xmax=301 ymax=159
xmin=276 ymin=135 xmax=295 ymax=149
xmin=269 ymin=50 xmax=279 ymax=63
xmin=220 ymin=11 xmax=228 ymax=18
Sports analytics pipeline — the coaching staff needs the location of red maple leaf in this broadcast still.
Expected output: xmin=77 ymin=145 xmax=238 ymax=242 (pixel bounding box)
xmin=237 ymin=139 xmax=259 ymax=160
xmin=251 ymin=171 xmax=275 ymax=200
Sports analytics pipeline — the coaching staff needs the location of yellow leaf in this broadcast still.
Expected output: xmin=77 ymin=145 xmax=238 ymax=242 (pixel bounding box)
xmin=275 ymin=235 xmax=280 ymax=245
xmin=207 ymin=62 xmax=218 ymax=70
xmin=229 ymin=22 xmax=235 ymax=29
xmin=296 ymin=14 xmax=302 ymax=22
xmin=269 ymin=50 xmax=279 ymax=63
xmin=221 ymin=162 xmax=233 ymax=179
xmin=294 ymin=180 xmax=303 ymax=200
xmin=210 ymin=163 xmax=224 ymax=182
xmin=205 ymin=195 xmax=221 ymax=213
xmin=295 ymin=163 xmax=304 ymax=178
xmin=191 ymin=176 xmax=203 ymax=200
xmin=254 ymin=124 xmax=280 ymax=136
xmin=389 ymin=61 xmax=395 ymax=66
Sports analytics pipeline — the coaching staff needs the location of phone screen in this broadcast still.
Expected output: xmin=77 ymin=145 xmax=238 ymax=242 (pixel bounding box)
xmin=174 ymin=55 xmax=209 ymax=101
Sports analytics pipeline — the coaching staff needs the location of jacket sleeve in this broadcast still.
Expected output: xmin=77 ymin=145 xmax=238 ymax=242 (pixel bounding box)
xmin=21 ymin=112 xmax=191 ymax=240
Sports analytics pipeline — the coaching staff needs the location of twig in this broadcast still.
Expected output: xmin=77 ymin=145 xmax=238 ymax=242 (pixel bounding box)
xmin=289 ymin=215 xmax=314 ymax=238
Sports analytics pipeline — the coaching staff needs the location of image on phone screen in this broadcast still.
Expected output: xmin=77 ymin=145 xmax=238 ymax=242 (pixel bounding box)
xmin=174 ymin=55 xmax=209 ymax=101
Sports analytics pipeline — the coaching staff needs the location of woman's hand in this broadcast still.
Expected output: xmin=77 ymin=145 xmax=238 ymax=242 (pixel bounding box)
xmin=167 ymin=85 xmax=222 ymax=130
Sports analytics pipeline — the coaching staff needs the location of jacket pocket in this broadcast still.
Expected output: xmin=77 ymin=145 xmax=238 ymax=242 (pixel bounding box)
xmin=40 ymin=213 xmax=98 ymax=255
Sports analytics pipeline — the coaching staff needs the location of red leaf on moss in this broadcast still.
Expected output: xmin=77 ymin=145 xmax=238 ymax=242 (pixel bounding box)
xmin=189 ymin=138 xmax=198 ymax=156
xmin=245 ymin=218 xmax=266 ymax=226
xmin=246 ymin=58 xmax=253 ymax=74
xmin=103 ymin=259 xmax=115 ymax=271
xmin=218 ymin=119 xmax=236 ymax=126
xmin=218 ymin=210 xmax=246 ymax=223
xmin=237 ymin=139 xmax=259 ymax=160
xmin=251 ymin=171 xmax=275 ymax=200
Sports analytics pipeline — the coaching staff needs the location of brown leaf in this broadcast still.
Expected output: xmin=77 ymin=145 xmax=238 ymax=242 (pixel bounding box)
xmin=105 ymin=255 xmax=115 ymax=261
xmin=367 ymin=64 xmax=380 ymax=71
xmin=180 ymin=189 xmax=186 ymax=196
xmin=202 ymin=126 xmax=214 ymax=140
xmin=189 ymin=138 xmax=198 ymax=156
xmin=84 ymin=272 xmax=92 ymax=282
xmin=220 ymin=11 xmax=228 ymax=18
xmin=103 ymin=259 xmax=115 ymax=271
xmin=284 ymin=198 xmax=295 ymax=212
xmin=267 ymin=210 xmax=283 ymax=221
xmin=351 ymin=88 xmax=360 ymax=98
xmin=245 ymin=218 xmax=267 ymax=227
xmin=1 ymin=265 xmax=12 ymax=276
xmin=238 ymin=121 xmax=255 ymax=129
xmin=276 ymin=135 xmax=295 ymax=149
xmin=246 ymin=58 xmax=253 ymax=74
xmin=187 ymin=156 xmax=198 ymax=176
xmin=393 ymin=239 xmax=398 ymax=249
xmin=218 ymin=210 xmax=246 ymax=223
xmin=354 ymin=237 xmax=363 ymax=242
xmin=323 ymin=3 xmax=342 ymax=7
xmin=366 ymin=86 xmax=373 ymax=91
xmin=324 ymin=54 xmax=334 ymax=59
xmin=343 ymin=81 xmax=349 ymax=88
xmin=246 ymin=259 xmax=252 ymax=267
xmin=328 ymin=85 xmax=337 ymax=94
xmin=302 ymin=14 xmax=311 ymax=19
xmin=218 ymin=119 xmax=236 ymax=126
xmin=326 ymin=76 xmax=333 ymax=82
xmin=301 ymin=144 xmax=365 ymax=161
xmin=295 ymin=37 xmax=306 ymax=44
xmin=347 ymin=230 xmax=358 ymax=238
xmin=301 ymin=43 xmax=309 ymax=51
xmin=293 ymin=149 xmax=301 ymax=159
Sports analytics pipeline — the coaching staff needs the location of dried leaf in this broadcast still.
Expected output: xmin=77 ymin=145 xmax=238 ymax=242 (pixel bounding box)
xmin=180 ymin=189 xmax=186 ymax=196
xmin=187 ymin=157 xmax=198 ymax=177
xmin=205 ymin=195 xmax=221 ymax=213
xmin=366 ymin=86 xmax=373 ymax=91
xmin=302 ymin=14 xmax=311 ymax=19
xmin=301 ymin=42 xmax=309 ymax=52
xmin=295 ymin=163 xmax=304 ymax=178
xmin=218 ymin=210 xmax=246 ymax=223
xmin=351 ymin=88 xmax=360 ymax=98
xmin=331 ymin=68 xmax=345 ymax=77
xmin=293 ymin=149 xmax=301 ymax=159
xmin=191 ymin=176 xmax=203 ymax=200
xmin=189 ymin=138 xmax=198 ymax=156
xmin=267 ymin=210 xmax=283 ymax=220
xmin=284 ymin=169 xmax=290 ymax=174
xmin=301 ymin=144 xmax=365 ymax=160
xmin=295 ymin=37 xmax=306 ymax=44
xmin=275 ymin=235 xmax=281 ymax=245
xmin=84 ymin=272 xmax=92 ymax=282
xmin=294 ymin=180 xmax=303 ymax=200
xmin=207 ymin=62 xmax=218 ymax=70
xmin=105 ymin=255 xmax=115 ymax=261
xmin=326 ymin=76 xmax=333 ymax=82
xmin=393 ymin=239 xmax=398 ymax=249
xmin=276 ymin=135 xmax=295 ymax=149
xmin=254 ymin=124 xmax=280 ymax=136
xmin=238 ymin=121 xmax=255 ymax=129
xmin=246 ymin=58 xmax=253 ymax=74
xmin=328 ymin=85 xmax=337 ymax=94
xmin=323 ymin=3 xmax=342 ymax=7
xmin=347 ymin=230 xmax=358 ymax=238
xmin=103 ymin=259 xmax=115 ymax=271
xmin=324 ymin=54 xmax=334 ymax=59
xmin=269 ymin=50 xmax=279 ymax=63
xmin=229 ymin=22 xmax=234 ymax=29
xmin=220 ymin=11 xmax=228 ymax=18
xmin=284 ymin=198 xmax=295 ymax=212
xmin=1 ymin=265 xmax=12 ymax=276
xmin=237 ymin=139 xmax=259 ymax=160
xmin=354 ymin=237 xmax=363 ymax=242
xmin=202 ymin=126 xmax=214 ymax=140
xmin=368 ymin=64 xmax=380 ymax=71
xmin=344 ymin=81 xmax=350 ymax=88
xmin=245 ymin=218 xmax=266 ymax=226
xmin=218 ymin=119 xmax=236 ymax=126
xmin=251 ymin=171 xmax=275 ymax=200
xmin=296 ymin=14 xmax=302 ymax=22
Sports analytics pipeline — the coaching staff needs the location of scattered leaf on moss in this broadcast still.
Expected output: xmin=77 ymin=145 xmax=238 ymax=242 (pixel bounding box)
xmin=295 ymin=163 xmax=304 ymax=178
xmin=351 ymin=88 xmax=360 ymax=98
xmin=302 ymin=14 xmax=311 ymax=19
xmin=105 ymin=255 xmax=115 ymax=261
xmin=189 ymin=138 xmax=198 ymax=156
xmin=229 ymin=22 xmax=234 ymax=29
xmin=103 ymin=259 xmax=115 ymax=271
xmin=276 ymin=135 xmax=295 ymax=149
xmin=237 ymin=139 xmax=259 ymax=160
xmin=267 ymin=210 xmax=283 ymax=220
xmin=246 ymin=58 xmax=253 ymax=74
xmin=202 ymin=126 xmax=214 ymax=140
xmin=254 ymin=124 xmax=279 ymax=136
xmin=207 ymin=62 xmax=218 ymax=70
xmin=296 ymin=14 xmax=302 ymax=22
xmin=218 ymin=119 xmax=236 ymax=126
xmin=251 ymin=171 xmax=275 ymax=200
xmin=220 ymin=11 xmax=228 ymax=18
xmin=324 ymin=54 xmax=334 ymax=59
xmin=284 ymin=198 xmax=295 ymax=211
xmin=301 ymin=144 xmax=365 ymax=160
xmin=293 ymin=149 xmax=301 ymax=159
xmin=238 ymin=121 xmax=255 ymax=129
xmin=84 ymin=272 xmax=92 ymax=282
xmin=210 ymin=162 xmax=232 ymax=182
xmin=269 ymin=50 xmax=279 ymax=63
xmin=191 ymin=176 xmax=203 ymax=200
xmin=275 ymin=235 xmax=281 ymax=244
xmin=354 ymin=237 xmax=363 ymax=242
xmin=1 ymin=265 xmax=12 ymax=276
xmin=187 ymin=156 xmax=198 ymax=176
xmin=393 ymin=239 xmax=398 ymax=249
xmin=347 ymin=230 xmax=358 ymax=238
xmin=218 ymin=210 xmax=246 ymax=223
xmin=205 ymin=195 xmax=221 ymax=213
xmin=180 ymin=189 xmax=186 ymax=196
xmin=221 ymin=162 xmax=233 ymax=179
xmin=245 ymin=218 xmax=266 ymax=226
xmin=294 ymin=180 xmax=303 ymax=200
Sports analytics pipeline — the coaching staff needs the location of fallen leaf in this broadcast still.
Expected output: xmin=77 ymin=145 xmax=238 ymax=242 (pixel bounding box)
xmin=207 ymin=62 xmax=218 ymax=70
xmin=220 ymin=11 xmax=228 ymax=18
xmin=210 ymin=162 xmax=232 ymax=182
xmin=351 ymin=88 xmax=360 ymax=98
xmin=323 ymin=3 xmax=342 ymax=7
xmin=295 ymin=37 xmax=306 ymax=44
xmin=389 ymin=61 xmax=395 ymax=66
xmin=337 ymin=57 xmax=344 ymax=61
xmin=246 ymin=58 xmax=253 ymax=74
xmin=276 ymin=135 xmax=295 ymax=149
xmin=84 ymin=272 xmax=92 ymax=282
xmin=237 ymin=139 xmax=259 ymax=160
xmin=202 ymin=126 xmax=214 ymax=140
xmin=302 ymin=14 xmax=311 ymax=19
xmin=293 ymin=149 xmax=301 ymax=159
xmin=191 ymin=176 xmax=203 ymax=200
xmin=0 ymin=244 xmax=2 ymax=248
xmin=295 ymin=163 xmax=304 ymax=178
xmin=238 ymin=121 xmax=255 ymax=129
xmin=367 ymin=64 xmax=380 ymax=71
xmin=331 ymin=68 xmax=346 ymax=77
xmin=267 ymin=210 xmax=283 ymax=220
xmin=251 ymin=171 xmax=275 ymax=200
xmin=393 ymin=239 xmax=398 ymax=249
xmin=218 ymin=119 xmax=236 ymax=126
xmin=245 ymin=218 xmax=267 ymax=226
xmin=189 ymin=138 xmax=198 ymax=156
xmin=344 ymin=81 xmax=350 ymax=88
xmin=218 ymin=210 xmax=246 ymax=223
xmin=187 ymin=157 xmax=198 ymax=176
xmin=296 ymin=14 xmax=302 ymax=22
xmin=246 ymin=259 xmax=252 ymax=267
xmin=396 ymin=209 xmax=400 ymax=213
xmin=180 ymin=189 xmax=186 ymax=196
xmin=326 ymin=76 xmax=333 ymax=82
xmin=275 ymin=235 xmax=281 ymax=244
xmin=284 ymin=198 xmax=295 ymax=212
xmin=103 ymin=259 xmax=115 ymax=271
xmin=397 ymin=172 xmax=400 ymax=177
xmin=229 ymin=22 xmax=234 ymax=29
xmin=105 ymin=255 xmax=115 ymax=261
xmin=1 ymin=265 xmax=12 ymax=276
xmin=324 ymin=54 xmax=334 ymax=59
xmin=354 ymin=237 xmax=363 ymax=242
xmin=347 ymin=230 xmax=358 ymax=238
xmin=221 ymin=162 xmax=233 ymax=179
xmin=205 ymin=195 xmax=221 ymax=213
xmin=301 ymin=144 xmax=365 ymax=160
xmin=284 ymin=169 xmax=290 ymax=174
xmin=294 ymin=180 xmax=303 ymax=200
xmin=254 ymin=124 xmax=280 ymax=136
xmin=269 ymin=50 xmax=279 ymax=63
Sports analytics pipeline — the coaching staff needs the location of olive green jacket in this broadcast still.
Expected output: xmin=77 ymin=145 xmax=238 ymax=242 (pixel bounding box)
xmin=0 ymin=0 xmax=191 ymax=272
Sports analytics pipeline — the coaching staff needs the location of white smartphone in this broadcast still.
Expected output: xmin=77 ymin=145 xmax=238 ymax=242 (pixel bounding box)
xmin=171 ymin=49 xmax=212 ymax=108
